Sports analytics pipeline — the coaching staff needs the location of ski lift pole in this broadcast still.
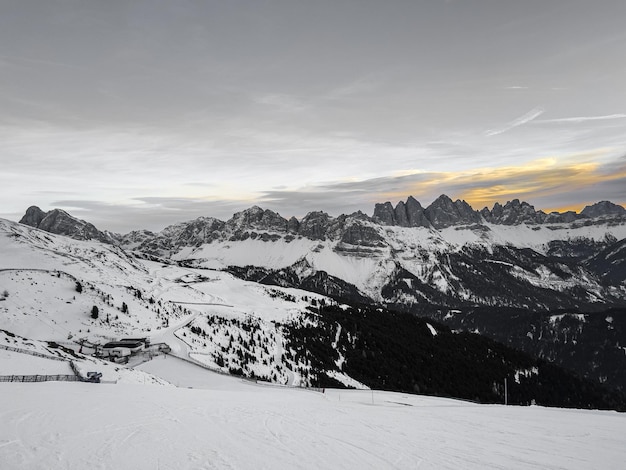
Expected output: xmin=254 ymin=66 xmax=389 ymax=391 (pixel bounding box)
xmin=504 ymin=377 xmax=508 ymax=406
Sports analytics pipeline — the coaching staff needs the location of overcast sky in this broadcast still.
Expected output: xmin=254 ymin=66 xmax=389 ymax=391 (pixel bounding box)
xmin=2 ymin=0 xmax=626 ymax=232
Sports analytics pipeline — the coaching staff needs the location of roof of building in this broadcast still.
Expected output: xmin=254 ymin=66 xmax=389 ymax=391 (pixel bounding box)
xmin=102 ymin=341 xmax=144 ymax=349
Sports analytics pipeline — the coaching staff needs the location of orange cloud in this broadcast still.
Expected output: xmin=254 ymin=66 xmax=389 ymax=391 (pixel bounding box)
xmin=379 ymin=154 xmax=626 ymax=211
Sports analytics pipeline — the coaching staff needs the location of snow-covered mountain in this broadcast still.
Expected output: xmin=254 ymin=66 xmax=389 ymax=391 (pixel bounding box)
xmin=20 ymin=205 xmax=116 ymax=244
xmin=2 ymin=214 xmax=623 ymax=407
xmin=96 ymin=195 xmax=626 ymax=313
xmin=15 ymin=195 xmax=622 ymax=396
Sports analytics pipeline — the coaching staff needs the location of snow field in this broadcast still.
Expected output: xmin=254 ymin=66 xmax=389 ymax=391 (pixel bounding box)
xmin=0 ymin=349 xmax=73 ymax=375
xmin=1 ymin=380 xmax=625 ymax=470
xmin=0 ymin=268 xmax=185 ymax=343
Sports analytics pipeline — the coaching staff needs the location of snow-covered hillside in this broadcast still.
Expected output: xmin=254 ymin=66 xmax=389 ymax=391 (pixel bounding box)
xmin=110 ymin=201 xmax=626 ymax=309
xmin=2 ymin=366 xmax=626 ymax=470
xmin=0 ymin=217 xmax=350 ymax=386
xmin=169 ymin=219 xmax=626 ymax=302
xmin=0 ymin=218 xmax=325 ymax=341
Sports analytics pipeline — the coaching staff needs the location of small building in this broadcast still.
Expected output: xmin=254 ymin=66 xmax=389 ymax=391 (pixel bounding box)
xmin=121 ymin=337 xmax=150 ymax=348
xmin=102 ymin=340 xmax=145 ymax=358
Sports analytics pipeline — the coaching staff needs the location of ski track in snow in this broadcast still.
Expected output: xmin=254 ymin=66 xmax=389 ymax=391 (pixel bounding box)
xmin=2 ymin=376 xmax=626 ymax=470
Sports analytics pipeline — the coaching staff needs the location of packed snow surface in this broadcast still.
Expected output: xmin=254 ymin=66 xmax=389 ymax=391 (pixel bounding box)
xmin=2 ymin=357 xmax=626 ymax=470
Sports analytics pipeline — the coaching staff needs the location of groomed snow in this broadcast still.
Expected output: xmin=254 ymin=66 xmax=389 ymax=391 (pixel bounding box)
xmin=1 ymin=379 xmax=625 ymax=470
xmin=0 ymin=350 xmax=73 ymax=375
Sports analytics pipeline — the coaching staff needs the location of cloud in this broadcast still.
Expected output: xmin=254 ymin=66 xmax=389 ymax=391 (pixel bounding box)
xmin=8 ymin=151 xmax=623 ymax=233
xmin=255 ymin=153 xmax=626 ymax=217
xmin=379 ymin=154 xmax=626 ymax=212
xmin=325 ymin=77 xmax=378 ymax=100
xmin=48 ymin=198 xmax=249 ymax=233
xmin=535 ymin=114 xmax=626 ymax=124
xmin=485 ymin=107 xmax=545 ymax=137
xmin=253 ymin=93 xmax=309 ymax=113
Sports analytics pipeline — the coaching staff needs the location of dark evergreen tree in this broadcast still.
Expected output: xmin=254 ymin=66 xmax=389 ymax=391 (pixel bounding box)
xmin=90 ymin=305 xmax=99 ymax=319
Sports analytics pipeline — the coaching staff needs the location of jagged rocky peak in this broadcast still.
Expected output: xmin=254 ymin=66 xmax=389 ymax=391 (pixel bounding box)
xmin=581 ymin=201 xmax=626 ymax=218
xmin=424 ymin=195 xmax=481 ymax=229
xmin=405 ymin=196 xmax=430 ymax=227
xmin=373 ymin=196 xmax=430 ymax=228
xmin=19 ymin=206 xmax=113 ymax=243
xmin=298 ymin=211 xmax=333 ymax=240
xmin=226 ymin=206 xmax=288 ymax=232
xmin=176 ymin=217 xmax=226 ymax=245
xmin=374 ymin=195 xmax=626 ymax=229
xmin=372 ymin=202 xmax=395 ymax=225
xmin=287 ymin=216 xmax=300 ymax=233
xmin=340 ymin=222 xmax=385 ymax=247
xmin=19 ymin=205 xmax=47 ymax=227
xmin=544 ymin=211 xmax=578 ymax=224
xmin=119 ymin=229 xmax=156 ymax=249
xmin=480 ymin=199 xmax=626 ymax=225
xmin=346 ymin=210 xmax=372 ymax=222
xmin=482 ymin=199 xmax=546 ymax=225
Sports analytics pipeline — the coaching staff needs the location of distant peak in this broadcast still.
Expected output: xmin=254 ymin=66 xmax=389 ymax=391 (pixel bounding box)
xmin=581 ymin=201 xmax=626 ymax=218
xmin=18 ymin=205 xmax=113 ymax=243
xmin=19 ymin=206 xmax=47 ymax=227
xmin=371 ymin=194 xmax=626 ymax=228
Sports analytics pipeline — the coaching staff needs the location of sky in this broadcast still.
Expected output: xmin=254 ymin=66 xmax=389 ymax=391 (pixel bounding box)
xmin=1 ymin=0 xmax=626 ymax=232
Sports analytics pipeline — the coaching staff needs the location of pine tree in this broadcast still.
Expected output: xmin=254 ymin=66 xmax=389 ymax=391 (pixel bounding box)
xmin=91 ymin=305 xmax=99 ymax=319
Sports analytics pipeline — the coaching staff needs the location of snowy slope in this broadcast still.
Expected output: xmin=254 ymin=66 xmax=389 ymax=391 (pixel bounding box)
xmin=159 ymin=217 xmax=626 ymax=304
xmin=0 ymin=218 xmax=350 ymax=386
xmin=0 ymin=219 xmax=327 ymax=344
xmin=1 ymin=379 xmax=625 ymax=470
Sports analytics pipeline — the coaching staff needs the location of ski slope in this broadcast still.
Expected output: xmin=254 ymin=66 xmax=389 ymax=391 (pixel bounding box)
xmin=3 ymin=342 xmax=624 ymax=469
xmin=1 ymin=365 xmax=625 ymax=470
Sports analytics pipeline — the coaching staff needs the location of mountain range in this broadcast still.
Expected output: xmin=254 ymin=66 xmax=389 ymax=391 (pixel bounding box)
xmin=10 ymin=195 xmax=626 ymax=397
xmin=20 ymin=195 xmax=626 ymax=309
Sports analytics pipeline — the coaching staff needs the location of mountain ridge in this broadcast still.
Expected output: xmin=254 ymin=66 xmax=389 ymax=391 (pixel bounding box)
xmin=18 ymin=196 xmax=626 ymax=245
xmin=14 ymin=196 xmax=626 ymax=314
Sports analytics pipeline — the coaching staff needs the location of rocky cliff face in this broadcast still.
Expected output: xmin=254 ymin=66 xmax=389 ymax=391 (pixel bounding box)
xmin=581 ymin=201 xmax=626 ymax=219
xmin=424 ymin=195 xmax=481 ymax=228
xmin=226 ymin=206 xmax=289 ymax=233
xmin=19 ymin=206 xmax=114 ymax=243
xmin=20 ymin=206 xmax=47 ymax=227
xmin=374 ymin=196 xmax=626 ymax=228
xmin=481 ymin=199 xmax=546 ymax=225
xmin=122 ymin=206 xmax=381 ymax=256
xmin=373 ymin=196 xmax=431 ymax=228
